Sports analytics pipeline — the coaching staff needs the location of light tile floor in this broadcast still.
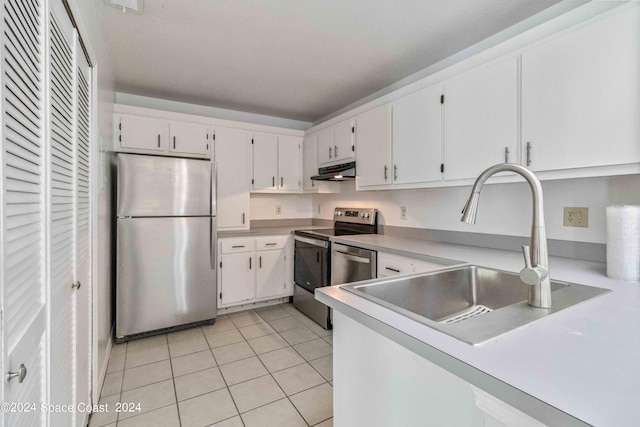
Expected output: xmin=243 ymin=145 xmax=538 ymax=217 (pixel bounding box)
xmin=90 ymin=303 xmax=333 ymax=427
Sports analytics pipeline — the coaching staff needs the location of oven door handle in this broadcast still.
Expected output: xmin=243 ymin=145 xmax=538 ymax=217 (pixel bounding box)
xmin=294 ymin=235 xmax=328 ymax=248
xmin=334 ymin=250 xmax=371 ymax=264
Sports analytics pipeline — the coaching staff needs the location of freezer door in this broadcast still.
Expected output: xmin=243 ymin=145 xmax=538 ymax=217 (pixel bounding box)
xmin=117 ymin=153 xmax=212 ymax=217
xmin=116 ymin=217 xmax=217 ymax=337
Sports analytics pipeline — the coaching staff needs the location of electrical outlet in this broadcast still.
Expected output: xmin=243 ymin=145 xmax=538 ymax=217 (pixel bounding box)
xmin=275 ymin=205 xmax=282 ymax=215
xmin=401 ymin=206 xmax=408 ymax=220
xmin=317 ymin=204 xmax=321 ymax=214
xmin=563 ymin=207 xmax=588 ymax=228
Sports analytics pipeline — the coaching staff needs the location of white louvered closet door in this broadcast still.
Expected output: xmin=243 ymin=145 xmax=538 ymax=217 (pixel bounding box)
xmin=75 ymin=40 xmax=92 ymax=426
xmin=0 ymin=0 xmax=48 ymax=426
xmin=48 ymin=1 xmax=77 ymax=426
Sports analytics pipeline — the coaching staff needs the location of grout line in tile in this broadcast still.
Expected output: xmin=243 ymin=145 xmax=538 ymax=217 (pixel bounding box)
xmin=167 ymin=349 xmax=182 ymax=427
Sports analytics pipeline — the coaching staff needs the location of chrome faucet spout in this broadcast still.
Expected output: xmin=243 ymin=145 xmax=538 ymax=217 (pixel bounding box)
xmin=460 ymin=163 xmax=551 ymax=308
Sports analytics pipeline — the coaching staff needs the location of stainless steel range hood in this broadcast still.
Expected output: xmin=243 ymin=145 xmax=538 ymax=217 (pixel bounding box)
xmin=311 ymin=161 xmax=356 ymax=181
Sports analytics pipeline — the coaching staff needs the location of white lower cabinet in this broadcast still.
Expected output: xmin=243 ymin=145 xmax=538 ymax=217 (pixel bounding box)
xmin=256 ymin=250 xmax=286 ymax=299
xmin=334 ymin=311 xmax=548 ymax=427
xmin=218 ymin=235 xmax=292 ymax=308
xmin=377 ymin=252 xmax=447 ymax=278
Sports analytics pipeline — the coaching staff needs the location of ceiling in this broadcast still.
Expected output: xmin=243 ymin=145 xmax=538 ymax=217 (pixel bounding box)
xmin=98 ymin=0 xmax=567 ymax=123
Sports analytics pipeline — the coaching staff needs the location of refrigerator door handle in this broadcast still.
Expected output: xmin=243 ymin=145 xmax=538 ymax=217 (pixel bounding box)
xmin=210 ymin=217 xmax=216 ymax=270
xmin=210 ymin=162 xmax=217 ymax=217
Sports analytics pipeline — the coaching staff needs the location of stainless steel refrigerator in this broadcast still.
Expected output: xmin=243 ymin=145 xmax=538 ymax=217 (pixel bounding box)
xmin=116 ymin=153 xmax=217 ymax=341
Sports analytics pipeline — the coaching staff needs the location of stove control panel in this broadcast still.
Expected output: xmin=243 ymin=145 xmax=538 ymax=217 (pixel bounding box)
xmin=333 ymin=207 xmax=377 ymax=225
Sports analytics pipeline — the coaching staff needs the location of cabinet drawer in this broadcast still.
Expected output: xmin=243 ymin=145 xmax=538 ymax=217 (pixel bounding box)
xmin=220 ymin=238 xmax=255 ymax=254
xmin=256 ymin=236 xmax=288 ymax=251
xmin=412 ymin=260 xmax=447 ymax=273
xmin=378 ymin=253 xmax=413 ymax=277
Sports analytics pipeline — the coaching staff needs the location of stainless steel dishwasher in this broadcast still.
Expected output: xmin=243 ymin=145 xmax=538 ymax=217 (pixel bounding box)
xmin=331 ymin=243 xmax=377 ymax=285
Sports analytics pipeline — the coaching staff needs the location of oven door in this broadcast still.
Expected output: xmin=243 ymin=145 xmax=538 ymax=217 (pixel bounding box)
xmin=294 ymin=235 xmax=329 ymax=292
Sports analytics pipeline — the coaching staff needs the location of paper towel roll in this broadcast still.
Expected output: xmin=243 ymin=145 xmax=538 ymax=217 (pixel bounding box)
xmin=606 ymin=205 xmax=640 ymax=281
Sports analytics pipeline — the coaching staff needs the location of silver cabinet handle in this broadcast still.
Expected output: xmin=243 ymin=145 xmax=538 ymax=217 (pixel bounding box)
xmin=6 ymin=364 xmax=27 ymax=383
xmin=329 ymin=146 xmax=332 ymax=159
xmin=272 ymin=176 xmax=275 ymax=187
xmin=232 ymin=245 xmax=245 ymax=248
xmin=249 ymin=257 xmax=252 ymax=270
xmin=71 ymin=281 xmax=81 ymax=290
xmin=384 ymin=165 xmax=388 ymax=180
xmin=242 ymin=213 xmax=245 ymax=225
xmin=157 ymin=134 xmax=160 ymax=148
xmin=173 ymin=136 xmax=176 ymax=149
xmin=526 ymin=142 xmax=532 ymax=166
xmin=394 ymin=164 xmax=398 ymax=181
xmin=280 ymin=177 xmax=283 ymax=187
xmin=335 ymin=250 xmax=370 ymax=264
xmin=385 ymin=267 xmax=400 ymax=273
xmin=259 ymin=256 xmax=262 ymax=268
xmin=265 ymin=243 xmax=277 ymax=246
xmin=505 ymin=147 xmax=510 ymax=163
xmin=334 ymin=145 xmax=338 ymax=158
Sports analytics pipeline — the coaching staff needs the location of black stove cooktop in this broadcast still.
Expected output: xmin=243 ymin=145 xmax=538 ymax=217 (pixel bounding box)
xmin=294 ymin=227 xmax=376 ymax=241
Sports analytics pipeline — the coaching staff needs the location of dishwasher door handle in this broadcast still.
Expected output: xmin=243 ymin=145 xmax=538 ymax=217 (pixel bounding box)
xmin=334 ymin=250 xmax=370 ymax=264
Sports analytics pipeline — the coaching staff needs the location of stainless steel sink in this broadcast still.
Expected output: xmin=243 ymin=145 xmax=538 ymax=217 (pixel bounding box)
xmin=342 ymin=265 xmax=610 ymax=345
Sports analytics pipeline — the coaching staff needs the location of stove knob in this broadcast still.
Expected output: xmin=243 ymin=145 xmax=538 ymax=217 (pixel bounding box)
xmin=336 ymin=211 xmax=343 ymax=216
xmin=364 ymin=213 xmax=370 ymax=218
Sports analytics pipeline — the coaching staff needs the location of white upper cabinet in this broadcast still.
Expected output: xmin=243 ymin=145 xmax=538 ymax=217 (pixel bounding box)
xmin=252 ymin=133 xmax=279 ymax=190
xmin=119 ymin=115 xmax=168 ymax=151
xmin=316 ymin=120 xmax=354 ymax=165
xmin=215 ymin=128 xmax=251 ymax=229
xmin=278 ymin=136 xmax=302 ymax=191
xmin=317 ymin=127 xmax=334 ymax=165
xmin=356 ymin=105 xmax=393 ymax=187
xmin=252 ymin=134 xmax=302 ymax=192
xmin=443 ymin=57 xmax=518 ymax=181
xmin=522 ymin=6 xmax=640 ymax=172
xmin=392 ymin=86 xmax=443 ymax=185
xmin=169 ymin=121 xmax=211 ymax=157
xmin=333 ymin=119 xmax=355 ymax=163
xmin=117 ymin=114 xmax=210 ymax=158
xmin=303 ymin=134 xmax=317 ymax=191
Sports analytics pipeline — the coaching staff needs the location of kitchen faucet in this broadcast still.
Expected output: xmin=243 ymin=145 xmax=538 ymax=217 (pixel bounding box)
xmin=460 ymin=163 xmax=551 ymax=309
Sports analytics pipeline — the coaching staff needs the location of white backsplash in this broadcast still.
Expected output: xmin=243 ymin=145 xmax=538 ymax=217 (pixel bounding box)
xmin=311 ymin=174 xmax=640 ymax=244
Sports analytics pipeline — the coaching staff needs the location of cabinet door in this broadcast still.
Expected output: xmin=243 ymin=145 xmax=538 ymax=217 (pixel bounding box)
xmin=443 ymin=58 xmax=518 ymax=181
xmin=256 ymin=250 xmax=286 ymax=299
xmin=393 ymin=86 xmax=443 ymax=184
xmin=316 ymin=127 xmax=334 ymax=165
xmin=334 ymin=119 xmax=355 ymax=162
xmin=356 ymin=105 xmax=393 ymax=187
xmin=278 ymin=136 xmax=301 ymax=191
xmin=303 ymin=135 xmax=317 ymax=191
xmin=169 ymin=121 xmax=211 ymax=156
xmin=215 ymin=128 xmax=250 ymax=229
xmin=253 ymin=133 xmax=279 ymax=190
xmin=522 ymin=6 xmax=640 ymax=171
xmin=119 ymin=114 xmax=168 ymax=151
xmin=220 ymin=253 xmax=255 ymax=306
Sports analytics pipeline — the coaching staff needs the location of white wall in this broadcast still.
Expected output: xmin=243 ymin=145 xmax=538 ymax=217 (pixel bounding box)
xmin=68 ymin=0 xmax=116 ymax=400
xmin=250 ymin=194 xmax=313 ymax=220
xmin=312 ymin=175 xmax=640 ymax=244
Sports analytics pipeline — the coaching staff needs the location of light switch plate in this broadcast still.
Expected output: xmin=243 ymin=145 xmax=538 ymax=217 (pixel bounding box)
xmin=275 ymin=205 xmax=282 ymax=215
xmin=563 ymin=207 xmax=588 ymax=227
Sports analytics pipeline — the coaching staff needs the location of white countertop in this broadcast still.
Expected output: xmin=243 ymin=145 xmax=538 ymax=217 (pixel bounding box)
xmin=317 ymin=234 xmax=640 ymax=426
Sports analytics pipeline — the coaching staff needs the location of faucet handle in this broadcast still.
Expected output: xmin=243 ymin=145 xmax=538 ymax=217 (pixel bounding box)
xmin=520 ymin=245 xmax=548 ymax=286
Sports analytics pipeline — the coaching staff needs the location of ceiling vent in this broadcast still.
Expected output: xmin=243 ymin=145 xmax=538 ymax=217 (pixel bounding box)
xmin=104 ymin=0 xmax=144 ymax=14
